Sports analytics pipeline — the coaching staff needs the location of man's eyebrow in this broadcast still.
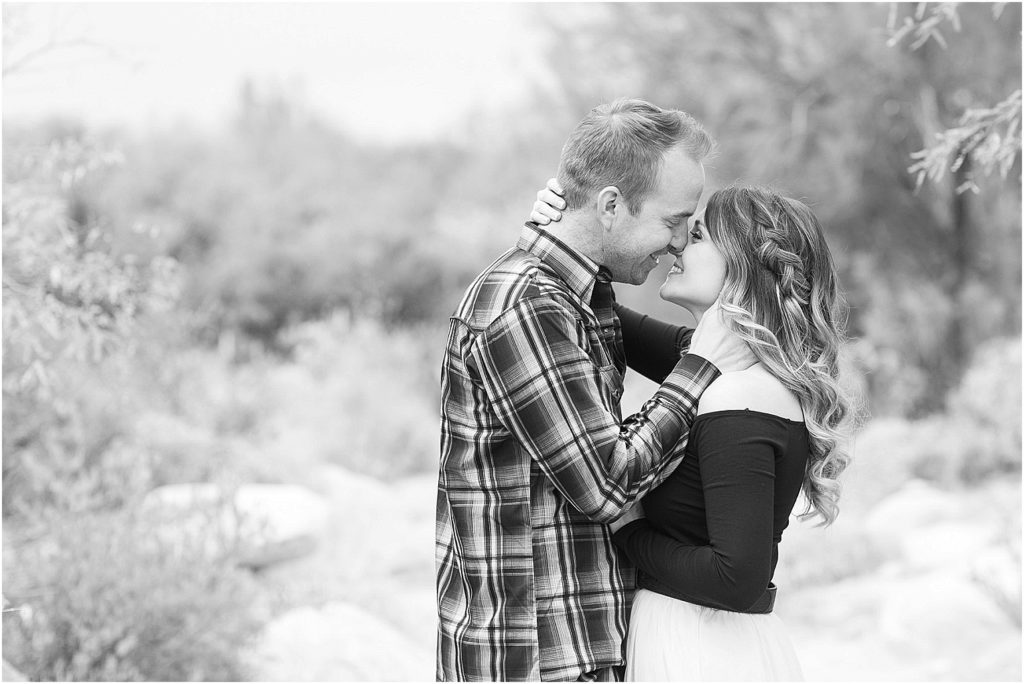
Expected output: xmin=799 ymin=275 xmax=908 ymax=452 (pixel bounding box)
xmin=666 ymin=211 xmax=692 ymax=222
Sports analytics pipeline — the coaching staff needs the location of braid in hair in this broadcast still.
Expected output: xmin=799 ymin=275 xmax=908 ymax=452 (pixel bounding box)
xmin=705 ymin=186 xmax=855 ymax=525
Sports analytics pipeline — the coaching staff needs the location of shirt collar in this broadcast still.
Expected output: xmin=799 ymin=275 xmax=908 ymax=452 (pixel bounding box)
xmin=518 ymin=222 xmax=604 ymax=303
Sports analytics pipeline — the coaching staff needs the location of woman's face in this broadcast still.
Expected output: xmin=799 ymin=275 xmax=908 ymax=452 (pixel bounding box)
xmin=659 ymin=209 xmax=728 ymax=313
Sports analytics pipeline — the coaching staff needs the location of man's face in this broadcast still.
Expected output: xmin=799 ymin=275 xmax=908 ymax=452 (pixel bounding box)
xmin=605 ymin=146 xmax=705 ymax=285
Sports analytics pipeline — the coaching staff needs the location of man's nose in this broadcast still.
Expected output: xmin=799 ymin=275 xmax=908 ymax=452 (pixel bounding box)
xmin=667 ymin=229 xmax=687 ymax=255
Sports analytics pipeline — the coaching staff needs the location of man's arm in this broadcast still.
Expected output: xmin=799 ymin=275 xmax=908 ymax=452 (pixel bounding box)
xmin=610 ymin=415 xmax=779 ymax=612
xmin=468 ymin=295 xmax=718 ymax=523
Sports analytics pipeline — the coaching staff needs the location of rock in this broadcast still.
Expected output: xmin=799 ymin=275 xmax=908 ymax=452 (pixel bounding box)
xmin=233 ymin=484 xmax=331 ymax=569
xmin=862 ymin=480 xmax=964 ymax=559
xmin=2 ymin=659 xmax=26 ymax=681
xmin=784 ymin=569 xmax=1021 ymax=681
xmin=970 ymin=545 xmax=1022 ymax=622
xmin=900 ymin=521 xmax=1000 ymax=572
xmin=251 ymin=601 xmax=433 ymax=681
xmin=864 ymin=480 xmax=961 ymax=534
xmin=140 ymin=483 xmax=330 ymax=569
xmin=878 ymin=571 xmax=1017 ymax=666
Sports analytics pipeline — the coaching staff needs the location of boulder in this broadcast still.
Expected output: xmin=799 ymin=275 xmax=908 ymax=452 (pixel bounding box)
xmin=140 ymin=483 xmax=330 ymax=569
xmin=878 ymin=571 xmax=1018 ymax=677
xmin=784 ymin=570 xmax=1021 ymax=681
xmin=900 ymin=521 xmax=1000 ymax=572
xmin=970 ymin=545 xmax=1022 ymax=621
xmin=251 ymin=601 xmax=432 ymax=681
xmin=2 ymin=659 xmax=26 ymax=681
xmin=862 ymin=480 xmax=964 ymax=559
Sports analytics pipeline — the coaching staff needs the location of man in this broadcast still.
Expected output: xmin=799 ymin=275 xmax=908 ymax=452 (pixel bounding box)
xmin=436 ymin=99 xmax=752 ymax=682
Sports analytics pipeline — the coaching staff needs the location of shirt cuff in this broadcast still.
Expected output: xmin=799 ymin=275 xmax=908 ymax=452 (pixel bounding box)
xmin=656 ymin=353 xmax=720 ymax=422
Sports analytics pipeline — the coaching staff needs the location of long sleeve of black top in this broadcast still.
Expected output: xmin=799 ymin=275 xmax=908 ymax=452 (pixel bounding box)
xmin=614 ymin=303 xmax=692 ymax=384
xmin=612 ymin=413 xmax=806 ymax=613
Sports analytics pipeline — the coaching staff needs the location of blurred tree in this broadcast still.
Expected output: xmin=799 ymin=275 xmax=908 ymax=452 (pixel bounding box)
xmin=535 ymin=2 xmax=1021 ymax=416
xmin=91 ymin=82 xmax=477 ymax=352
xmin=886 ymin=2 xmax=1022 ymax=389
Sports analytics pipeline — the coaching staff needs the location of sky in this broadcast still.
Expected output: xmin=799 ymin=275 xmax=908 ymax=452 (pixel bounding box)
xmin=2 ymin=3 xmax=548 ymax=143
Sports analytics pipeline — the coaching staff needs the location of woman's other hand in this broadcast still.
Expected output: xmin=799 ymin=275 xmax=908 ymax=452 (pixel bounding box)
xmin=530 ymin=177 xmax=567 ymax=225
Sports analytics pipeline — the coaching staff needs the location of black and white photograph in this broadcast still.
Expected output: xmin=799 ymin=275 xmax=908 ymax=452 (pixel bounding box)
xmin=2 ymin=2 xmax=1021 ymax=681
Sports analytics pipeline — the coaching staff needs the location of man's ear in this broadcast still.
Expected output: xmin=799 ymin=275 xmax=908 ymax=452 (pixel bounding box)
xmin=596 ymin=186 xmax=624 ymax=229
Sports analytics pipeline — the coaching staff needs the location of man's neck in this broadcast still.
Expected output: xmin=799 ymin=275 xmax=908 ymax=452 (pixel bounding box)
xmin=541 ymin=213 xmax=605 ymax=270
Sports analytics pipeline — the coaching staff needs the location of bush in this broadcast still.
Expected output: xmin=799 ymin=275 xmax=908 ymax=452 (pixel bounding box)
xmin=846 ymin=337 xmax=1022 ymax=493
xmin=265 ymin=315 xmax=443 ymax=479
xmin=945 ymin=336 xmax=1022 ymax=482
xmin=774 ymin=515 xmax=889 ymax=588
xmin=2 ymin=507 xmax=268 ymax=681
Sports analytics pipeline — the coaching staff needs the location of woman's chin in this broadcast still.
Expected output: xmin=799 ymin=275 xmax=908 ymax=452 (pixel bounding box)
xmin=659 ymin=284 xmax=686 ymax=307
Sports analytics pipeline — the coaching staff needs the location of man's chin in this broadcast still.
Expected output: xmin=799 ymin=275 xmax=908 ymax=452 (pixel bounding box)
xmin=634 ymin=266 xmax=658 ymax=285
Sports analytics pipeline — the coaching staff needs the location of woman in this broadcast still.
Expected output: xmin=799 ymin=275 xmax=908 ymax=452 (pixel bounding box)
xmin=530 ymin=180 xmax=854 ymax=681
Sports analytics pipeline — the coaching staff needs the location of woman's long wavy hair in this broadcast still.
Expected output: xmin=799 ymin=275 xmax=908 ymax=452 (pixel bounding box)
xmin=704 ymin=186 xmax=854 ymax=525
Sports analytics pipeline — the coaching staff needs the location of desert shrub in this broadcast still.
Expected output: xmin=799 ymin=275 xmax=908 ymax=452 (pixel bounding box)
xmin=3 ymin=133 xmax=274 ymax=682
xmin=774 ymin=514 xmax=888 ymax=588
xmin=2 ymin=135 xmax=181 ymax=517
xmin=264 ymin=315 xmax=443 ymax=479
xmin=945 ymin=336 xmax=1022 ymax=482
xmin=2 ymin=507 xmax=268 ymax=681
xmin=846 ymin=337 xmax=1022 ymax=495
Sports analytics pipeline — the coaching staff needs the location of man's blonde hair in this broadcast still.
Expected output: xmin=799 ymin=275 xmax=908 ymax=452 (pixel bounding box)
xmin=557 ymin=98 xmax=714 ymax=215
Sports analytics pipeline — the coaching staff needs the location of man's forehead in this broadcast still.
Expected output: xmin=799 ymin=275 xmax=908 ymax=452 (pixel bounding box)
xmin=663 ymin=189 xmax=702 ymax=216
xmin=651 ymin=155 xmax=704 ymax=214
xmin=665 ymin=209 xmax=694 ymax=221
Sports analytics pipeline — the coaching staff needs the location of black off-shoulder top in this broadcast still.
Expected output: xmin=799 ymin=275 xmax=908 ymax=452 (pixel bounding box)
xmin=611 ymin=303 xmax=809 ymax=613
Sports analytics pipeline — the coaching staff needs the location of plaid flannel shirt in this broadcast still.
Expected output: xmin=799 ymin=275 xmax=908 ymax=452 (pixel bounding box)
xmin=436 ymin=223 xmax=719 ymax=681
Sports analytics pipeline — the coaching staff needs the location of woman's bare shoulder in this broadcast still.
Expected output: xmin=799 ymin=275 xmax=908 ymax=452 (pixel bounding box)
xmin=696 ymin=364 xmax=804 ymax=421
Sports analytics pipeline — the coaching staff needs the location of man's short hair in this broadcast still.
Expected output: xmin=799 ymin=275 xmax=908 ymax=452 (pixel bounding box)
xmin=557 ymin=98 xmax=714 ymax=215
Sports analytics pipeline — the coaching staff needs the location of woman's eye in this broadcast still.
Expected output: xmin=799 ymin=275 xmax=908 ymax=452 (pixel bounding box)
xmin=690 ymin=230 xmax=702 ymax=241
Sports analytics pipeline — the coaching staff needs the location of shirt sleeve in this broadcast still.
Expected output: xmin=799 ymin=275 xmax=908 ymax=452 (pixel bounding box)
xmin=614 ymin=303 xmax=694 ymax=384
xmin=611 ymin=415 xmax=777 ymax=611
xmin=468 ymin=295 xmax=719 ymax=523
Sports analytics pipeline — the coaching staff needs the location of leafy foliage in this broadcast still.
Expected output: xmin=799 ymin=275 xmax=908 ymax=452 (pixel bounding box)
xmin=887 ymin=2 xmax=1022 ymax=192
xmin=2 ymin=133 xmax=270 ymax=680
xmin=2 ymin=135 xmax=180 ymax=517
xmin=3 ymin=508 xmax=267 ymax=681
xmin=908 ymin=88 xmax=1022 ymax=191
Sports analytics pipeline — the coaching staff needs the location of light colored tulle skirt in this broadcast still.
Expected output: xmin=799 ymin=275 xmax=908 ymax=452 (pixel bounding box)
xmin=625 ymin=589 xmax=804 ymax=681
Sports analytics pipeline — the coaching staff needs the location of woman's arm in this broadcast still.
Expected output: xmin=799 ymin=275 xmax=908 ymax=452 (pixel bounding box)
xmin=615 ymin=302 xmax=693 ymax=384
xmin=611 ymin=414 xmax=778 ymax=612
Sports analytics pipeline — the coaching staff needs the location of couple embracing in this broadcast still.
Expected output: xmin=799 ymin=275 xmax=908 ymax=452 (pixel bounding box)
xmin=436 ymin=98 xmax=853 ymax=682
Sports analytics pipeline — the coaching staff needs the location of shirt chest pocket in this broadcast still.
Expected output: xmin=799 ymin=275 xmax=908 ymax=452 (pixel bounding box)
xmin=596 ymin=363 xmax=623 ymax=421
xmin=577 ymin=315 xmax=623 ymax=416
